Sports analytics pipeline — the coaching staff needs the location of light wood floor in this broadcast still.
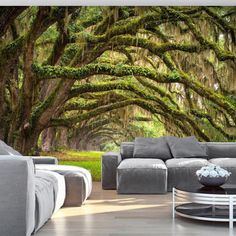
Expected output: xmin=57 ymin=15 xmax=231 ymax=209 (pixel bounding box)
xmin=36 ymin=182 xmax=235 ymax=236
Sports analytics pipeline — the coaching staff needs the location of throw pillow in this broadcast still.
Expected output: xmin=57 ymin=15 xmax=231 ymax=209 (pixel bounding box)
xmin=166 ymin=136 xmax=208 ymax=158
xmin=133 ymin=137 xmax=172 ymax=160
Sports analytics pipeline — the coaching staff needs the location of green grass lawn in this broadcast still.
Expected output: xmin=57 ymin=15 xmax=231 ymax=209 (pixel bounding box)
xmin=59 ymin=160 xmax=101 ymax=181
xmin=41 ymin=150 xmax=104 ymax=181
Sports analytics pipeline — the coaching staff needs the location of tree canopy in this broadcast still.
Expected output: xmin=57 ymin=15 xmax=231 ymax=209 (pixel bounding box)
xmin=0 ymin=6 xmax=236 ymax=154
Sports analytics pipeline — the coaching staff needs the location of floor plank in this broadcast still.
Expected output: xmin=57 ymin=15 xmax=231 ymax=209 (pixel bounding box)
xmin=36 ymin=182 xmax=235 ymax=236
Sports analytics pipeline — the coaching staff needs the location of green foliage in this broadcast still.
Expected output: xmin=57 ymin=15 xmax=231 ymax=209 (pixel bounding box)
xmin=63 ymin=150 xmax=103 ymax=159
xmin=1 ymin=6 xmax=236 ymax=155
xmin=169 ymin=70 xmax=180 ymax=81
xmin=102 ymin=142 xmax=120 ymax=152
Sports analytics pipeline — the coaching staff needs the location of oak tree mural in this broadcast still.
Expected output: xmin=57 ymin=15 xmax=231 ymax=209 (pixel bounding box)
xmin=0 ymin=6 xmax=235 ymax=154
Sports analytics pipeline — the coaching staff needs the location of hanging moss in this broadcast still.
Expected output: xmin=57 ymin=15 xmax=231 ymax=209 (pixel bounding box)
xmin=0 ymin=36 xmax=25 ymax=63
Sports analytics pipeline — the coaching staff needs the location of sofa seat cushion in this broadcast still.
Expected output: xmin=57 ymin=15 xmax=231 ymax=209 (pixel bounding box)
xmin=166 ymin=158 xmax=209 ymax=168
xmin=118 ymin=158 xmax=166 ymax=169
xmin=209 ymin=158 xmax=236 ymax=185
xmin=36 ymin=170 xmax=66 ymax=213
xmin=166 ymin=158 xmax=209 ymax=191
xmin=133 ymin=137 xmax=172 ymax=160
xmin=34 ymin=175 xmax=55 ymax=232
xmin=117 ymin=158 xmax=167 ymax=194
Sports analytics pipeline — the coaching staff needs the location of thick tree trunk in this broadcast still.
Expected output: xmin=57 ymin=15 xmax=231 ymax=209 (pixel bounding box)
xmin=0 ymin=77 xmax=7 ymax=140
xmin=55 ymin=128 xmax=69 ymax=149
xmin=41 ymin=128 xmax=56 ymax=151
xmin=15 ymin=130 xmax=41 ymax=155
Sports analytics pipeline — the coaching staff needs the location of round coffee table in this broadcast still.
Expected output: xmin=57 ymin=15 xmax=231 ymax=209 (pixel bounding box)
xmin=172 ymin=185 xmax=236 ymax=228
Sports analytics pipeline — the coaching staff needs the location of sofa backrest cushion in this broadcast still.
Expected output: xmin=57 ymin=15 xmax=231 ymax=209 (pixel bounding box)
xmin=205 ymin=142 xmax=236 ymax=159
xmin=166 ymin=136 xmax=208 ymax=158
xmin=133 ymin=137 xmax=172 ymax=160
xmin=121 ymin=142 xmax=134 ymax=159
xmin=0 ymin=140 xmax=22 ymax=156
xmin=120 ymin=140 xmax=236 ymax=160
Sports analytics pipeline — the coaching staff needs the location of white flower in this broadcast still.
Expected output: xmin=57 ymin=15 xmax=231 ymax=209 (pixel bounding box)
xmin=196 ymin=164 xmax=231 ymax=178
xmin=209 ymin=170 xmax=218 ymax=177
xmin=201 ymin=170 xmax=210 ymax=177
xmin=219 ymin=170 xmax=226 ymax=177
xmin=196 ymin=170 xmax=201 ymax=176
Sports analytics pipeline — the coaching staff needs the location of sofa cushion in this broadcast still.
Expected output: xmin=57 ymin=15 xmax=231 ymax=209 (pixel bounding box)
xmin=120 ymin=142 xmax=134 ymax=159
xmin=36 ymin=170 xmax=66 ymax=213
xmin=117 ymin=158 xmax=167 ymax=194
xmin=166 ymin=136 xmax=207 ymax=158
xmin=0 ymin=140 xmax=22 ymax=156
xmin=34 ymin=175 xmax=55 ymax=232
xmin=209 ymin=158 xmax=236 ymax=185
xmin=166 ymin=158 xmax=209 ymax=168
xmin=133 ymin=137 xmax=172 ymax=160
xmin=206 ymin=142 xmax=236 ymax=159
xmin=166 ymin=158 xmax=209 ymax=191
xmin=118 ymin=158 xmax=166 ymax=169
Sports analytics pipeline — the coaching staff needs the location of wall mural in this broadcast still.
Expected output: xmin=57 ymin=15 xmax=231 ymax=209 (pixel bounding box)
xmin=0 ymin=6 xmax=235 ymax=154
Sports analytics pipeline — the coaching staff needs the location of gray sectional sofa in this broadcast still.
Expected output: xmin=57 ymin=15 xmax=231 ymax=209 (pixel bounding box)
xmin=102 ymin=137 xmax=236 ymax=194
xmin=0 ymin=140 xmax=92 ymax=236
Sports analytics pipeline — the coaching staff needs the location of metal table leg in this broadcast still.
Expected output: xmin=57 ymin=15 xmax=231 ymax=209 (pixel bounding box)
xmin=172 ymin=188 xmax=175 ymax=219
xmin=229 ymin=196 xmax=234 ymax=229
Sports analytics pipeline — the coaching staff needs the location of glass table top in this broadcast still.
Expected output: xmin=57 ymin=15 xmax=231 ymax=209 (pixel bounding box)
xmin=176 ymin=184 xmax=236 ymax=195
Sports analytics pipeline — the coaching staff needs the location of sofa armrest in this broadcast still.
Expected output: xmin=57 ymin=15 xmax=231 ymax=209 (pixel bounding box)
xmin=102 ymin=152 xmax=121 ymax=190
xmin=25 ymin=156 xmax=58 ymax=165
xmin=0 ymin=156 xmax=35 ymax=236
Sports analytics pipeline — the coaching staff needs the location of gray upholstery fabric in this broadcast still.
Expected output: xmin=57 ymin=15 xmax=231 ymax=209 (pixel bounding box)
xmin=34 ymin=175 xmax=55 ymax=232
xmin=120 ymin=142 xmax=208 ymax=160
xmin=133 ymin=137 xmax=172 ymax=160
xmin=0 ymin=156 xmax=35 ymax=236
xmin=206 ymin=142 xmax=236 ymax=159
xmin=102 ymin=152 xmax=121 ymax=190
xmin=209 ymin=158 xmax=236 ymax=185
xmin=36 ymin=164 xmax=92 ymax=206
xmin=209 ymin=158 xmax=236 ymax=167
xmin=31 ymin=156 xmax=58 ymax=165
xmin=117 ymin=158 xmax=167 ymax=194
xmin=199 ymin=143 xmax=208 ymax=157
xmin=166 ymin=136 xmax=207 ymax=158
xmin=0 ymin=140 xmax=22 ymax=156
xmin=63 ymin=174 xmax=85 ymax=207
xmin=120 ymin=142 xmax=134 ymax=159
xmin=166 ymin=158 xmax=209 ymax=191
xmin=36 ymin=170 xmax=65 ymax=213
xmin=0 ymin=154 xmax=92 ymax=235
